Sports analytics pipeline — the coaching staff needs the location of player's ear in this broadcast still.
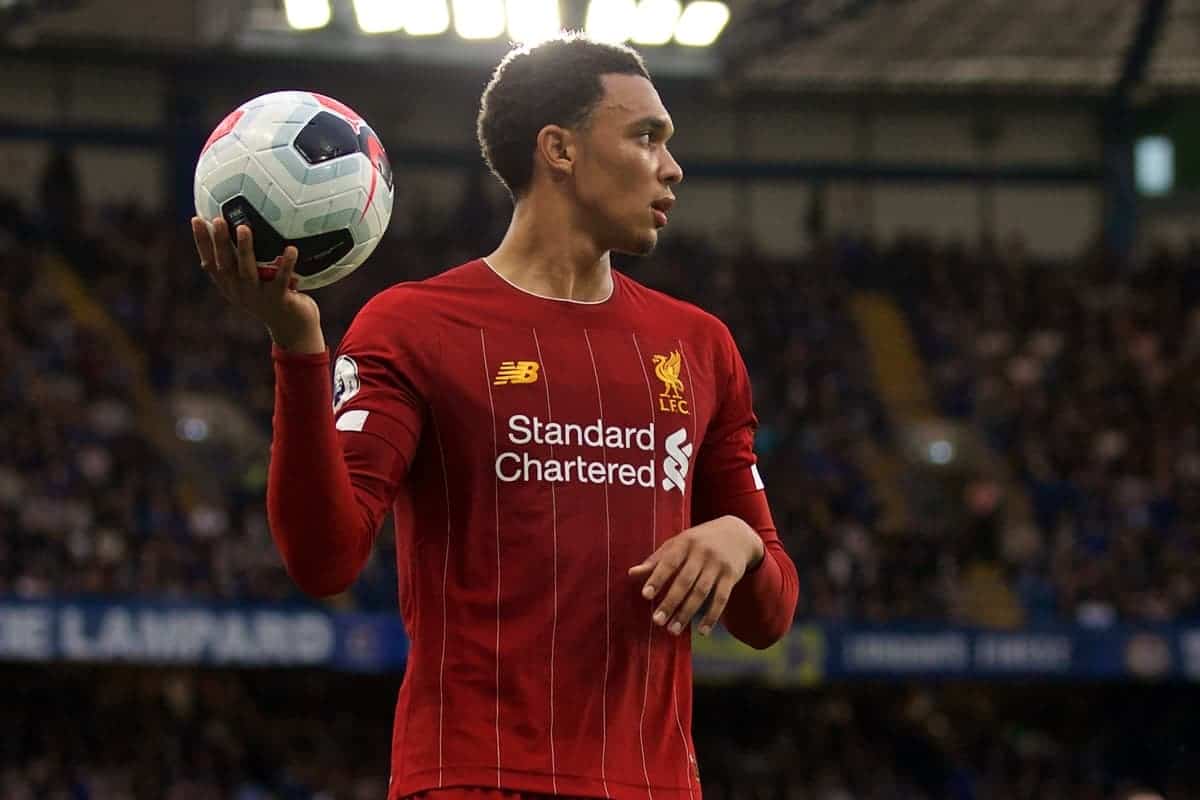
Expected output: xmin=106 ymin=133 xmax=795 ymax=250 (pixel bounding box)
xmin=535 ymin=124 xmax=576 ymax=182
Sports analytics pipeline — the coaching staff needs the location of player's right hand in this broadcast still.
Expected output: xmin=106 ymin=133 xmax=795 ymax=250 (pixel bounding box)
xmin=192 ymin=216 xmax=326 ymax=354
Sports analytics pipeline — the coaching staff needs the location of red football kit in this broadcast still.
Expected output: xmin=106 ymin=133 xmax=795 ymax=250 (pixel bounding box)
xmin=267 ymin=258 xmax=799 ymax=799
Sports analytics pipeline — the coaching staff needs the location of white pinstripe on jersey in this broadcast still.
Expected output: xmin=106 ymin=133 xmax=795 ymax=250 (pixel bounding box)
xmin=479 ymin=329 xmax=503 ymax=786
xmin=582 ymin=329 xmax=612 ymax=799
xmin=674 ymin=340 xmax=700 ymax=798
xmin=631 ymin=333 xmax=658 ymax=800
xmin=430 ymin=407 xmax=453 ymax=788
xmin=530 ymin=328 xmax=560 ymax=794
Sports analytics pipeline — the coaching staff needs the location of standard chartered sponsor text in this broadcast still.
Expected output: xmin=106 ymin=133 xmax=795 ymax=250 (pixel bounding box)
xmin=498 ymin=414 xmax=656 ymax=486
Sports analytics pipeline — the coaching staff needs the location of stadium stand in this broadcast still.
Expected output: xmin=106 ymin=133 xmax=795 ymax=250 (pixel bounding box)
xmin=10 ymin=176 xmax=1200 ymax=628
xmin=3 ymin=665 xmax=1199 ymax=798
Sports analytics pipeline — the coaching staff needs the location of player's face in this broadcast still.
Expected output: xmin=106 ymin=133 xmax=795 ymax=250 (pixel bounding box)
xmin=572 ymin=74 xmax=682 ymax=256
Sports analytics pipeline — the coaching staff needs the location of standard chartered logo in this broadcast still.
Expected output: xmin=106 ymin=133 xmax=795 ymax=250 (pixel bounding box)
xmin=495 ymin=414 xmax=663 ymax=488
xmin=496 ymin=414 xmax=656 ymax=487
xmin=661 ymin=427 xmax=693 ymax=493
xmin=494 ymin=415 xmax=695 ymax=492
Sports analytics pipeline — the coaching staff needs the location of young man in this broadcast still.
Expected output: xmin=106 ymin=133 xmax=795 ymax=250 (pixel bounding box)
xmin=192 ymin=33 xmax=797 ymax=800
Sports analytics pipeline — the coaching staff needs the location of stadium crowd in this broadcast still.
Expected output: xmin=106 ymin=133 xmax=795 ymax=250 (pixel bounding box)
xmin=0 ymin=205 xmax=309 ymax=605
xmin=884 ymin=235 xmax=1200 ymax=624
xmin=2 ymin=665 xmax=1195 ymax=799
xmin=6 ymin=168 xmax=1200 ymax=627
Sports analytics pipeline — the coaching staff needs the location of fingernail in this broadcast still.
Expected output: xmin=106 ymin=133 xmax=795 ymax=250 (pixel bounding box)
xmin=699 ymin=625 xmax=712 ymax=636
xmin=642 ymin=585 xmax=655 ymax=599
xmin=669 ymin=622 xmax=682 ymax=635
xmin=653 ymin=611 xmax=666 ymax=625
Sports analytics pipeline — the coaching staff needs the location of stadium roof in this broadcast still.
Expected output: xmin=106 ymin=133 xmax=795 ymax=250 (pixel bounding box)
xmin=1147 ymin=0 xmax=1200 ymax=89
xmin=730 ymin=0 xmax=1141 ymax=95
xmin=9 ymin=0 xmax=1200 ymax=96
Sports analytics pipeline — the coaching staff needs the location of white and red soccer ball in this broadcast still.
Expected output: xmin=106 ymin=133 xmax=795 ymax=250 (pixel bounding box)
xmin=194 ymin=91 xmax=394 ymax=290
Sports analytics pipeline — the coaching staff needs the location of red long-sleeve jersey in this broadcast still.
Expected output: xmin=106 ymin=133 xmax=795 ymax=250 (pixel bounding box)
xmin=267 ymin=259 xmax=799 ymax=799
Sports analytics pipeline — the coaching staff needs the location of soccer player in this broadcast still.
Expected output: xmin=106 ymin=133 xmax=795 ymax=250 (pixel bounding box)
xmin=191 ymin=33 xmax=798 ymax=800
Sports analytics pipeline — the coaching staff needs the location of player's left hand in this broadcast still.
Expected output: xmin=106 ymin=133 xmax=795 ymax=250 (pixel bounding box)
xmin=628 ymin=516 xmax=765 ymax=637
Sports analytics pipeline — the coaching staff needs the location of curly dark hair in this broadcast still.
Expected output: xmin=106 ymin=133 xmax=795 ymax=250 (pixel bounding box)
xmin=477 ymin=32 xmax=651 ymax=198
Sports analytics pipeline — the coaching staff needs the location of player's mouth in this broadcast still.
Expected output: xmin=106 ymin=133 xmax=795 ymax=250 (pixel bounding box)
xmin=651 ymin=196 xmax=674 ymax=228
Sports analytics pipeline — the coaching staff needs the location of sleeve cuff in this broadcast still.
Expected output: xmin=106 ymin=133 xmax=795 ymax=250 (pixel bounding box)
xmin=272 ymin=343 xmax=331 ymax=365
xmin=743 ymin=542 xmax=780 ymax=587
xmin=745 ymin=545 xmax=767 ymax=575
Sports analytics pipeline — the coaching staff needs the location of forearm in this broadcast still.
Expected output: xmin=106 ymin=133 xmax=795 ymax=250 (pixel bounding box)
xmin=267 ymin=312 xmax=326 ymax=355
xmin=267 ymin=346 xmax=375 ymax=597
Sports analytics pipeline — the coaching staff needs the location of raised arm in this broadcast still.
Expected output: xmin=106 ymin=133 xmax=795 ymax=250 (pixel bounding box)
xmin=192 ymin=217 xmax=419 ymax=597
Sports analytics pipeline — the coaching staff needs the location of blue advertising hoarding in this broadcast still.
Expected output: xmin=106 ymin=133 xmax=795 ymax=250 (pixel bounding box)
xmin=0 ymin=599 xmax=406 ymax=673
xmin=2 ymin=599 xmax=1198 ymax=682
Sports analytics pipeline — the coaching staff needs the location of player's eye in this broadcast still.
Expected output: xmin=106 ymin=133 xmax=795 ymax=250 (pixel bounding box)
xmin=637 ymin=131 xmax=654 ymax=145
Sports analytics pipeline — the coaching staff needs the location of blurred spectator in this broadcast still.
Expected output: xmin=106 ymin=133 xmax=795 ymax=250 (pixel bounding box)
xmin=1 ymin=665 xmax=1195 ymax=800
xmin=888 ymin=233 xmax=1200 ymax=624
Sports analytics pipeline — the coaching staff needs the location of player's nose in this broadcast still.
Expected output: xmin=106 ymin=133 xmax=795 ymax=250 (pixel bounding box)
xmin=661 ymin=148 xmax=683 ymax=186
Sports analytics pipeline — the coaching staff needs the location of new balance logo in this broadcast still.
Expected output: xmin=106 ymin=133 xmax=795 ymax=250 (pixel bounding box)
xmin=494 ymin=360 xmax=540 ymax=385
xmin=662 ymin=427 xmax=693 ymax=493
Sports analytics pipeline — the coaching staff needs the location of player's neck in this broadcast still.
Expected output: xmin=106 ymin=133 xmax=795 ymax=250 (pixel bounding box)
xmin=486 ymin=196 xmax=613 ymax=303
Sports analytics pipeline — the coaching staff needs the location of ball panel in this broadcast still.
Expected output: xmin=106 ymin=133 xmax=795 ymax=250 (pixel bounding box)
xmin=358 ymin=125 xmax=394 ymax=193
xmin=195 ymin=183 xmax=221 ymax=222
xmin=311 ymin=93 xmax=365 ymax=126
xmin=280 ymin=196 xmax=327 ymax=240
xmin=339 ymin=235 xmax=382 ymax=270
xmin=349 ymin=195 xmax=380 ymax=245
xmin=284 ymin=186 xmax=363 ymax=239
xmin=232 ymin=103 xmax=269 ymax=135
xmin=268 ymin=122 xmax=307 ymax=151
xmin=290 ymin=228 xmax=354 ymax=276
xmin=294 ymin=111 xmax=361 ymax=165
xmin=297 ymin=262 xmax=354 ymax=291
xmin=207 ymin=133 xmax=247 ymax=167
xmin=199 ymin=109 xmax=244 ymax=159
xmin=286 ymin=104 xmax=320 ymax=124
xmin=372 ymin=180 xmax=394 ymax=226
xmin=297 ymin=159 xmax=365 ymax=205
xmin=194 ymin=152 xmax=216 ymax=183
xmin=204 ymin=157 xmax=251 ymax=205
xmin=264 ymin=181 xmax=299 ymax=233
xmin=302 ymin=161 xmax=339 ymax=188
xmin=220 ymin=196 xmax=286 ymax=263
xmin=251 ymin=91 xmax=318 ymax=120
xmin=247 ymin=148 xmax=304 ymax=209
xmin=257 ymin=186 xmax=284 ymax=224
xmin=303 ymin=205 xmax=358 ymax=236
xmin=237 ymin=159 xmax=283 ymax=225
xmin=263 ymin=145 xmax=311 ymax=190
xmin=336 ymin=156 xmax=363 ymax=179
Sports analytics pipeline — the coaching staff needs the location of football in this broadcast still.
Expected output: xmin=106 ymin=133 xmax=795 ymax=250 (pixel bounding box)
xmin=193 ymin=91 xmax=394 ymax=290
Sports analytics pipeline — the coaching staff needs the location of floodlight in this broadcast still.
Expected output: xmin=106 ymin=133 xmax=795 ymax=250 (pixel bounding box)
xmin=284 ymin=0 xmax=331 ymax=30
xmin=585 ymin=0 xmax=636 ymax=44
xmin=506 ymin=0 xmax=560 ymax=44
xmin=674 ymin=0 xmax=728 ymax=46
xmin=453 ymin=0 xmax=506 ymax=38
xmin=353 ymin=0 xmax=405 ymax=33
xmin=631 ymin=0 xmax=680 ymax=45
xmin=407 ymin=0 xmax=450 ymax=34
